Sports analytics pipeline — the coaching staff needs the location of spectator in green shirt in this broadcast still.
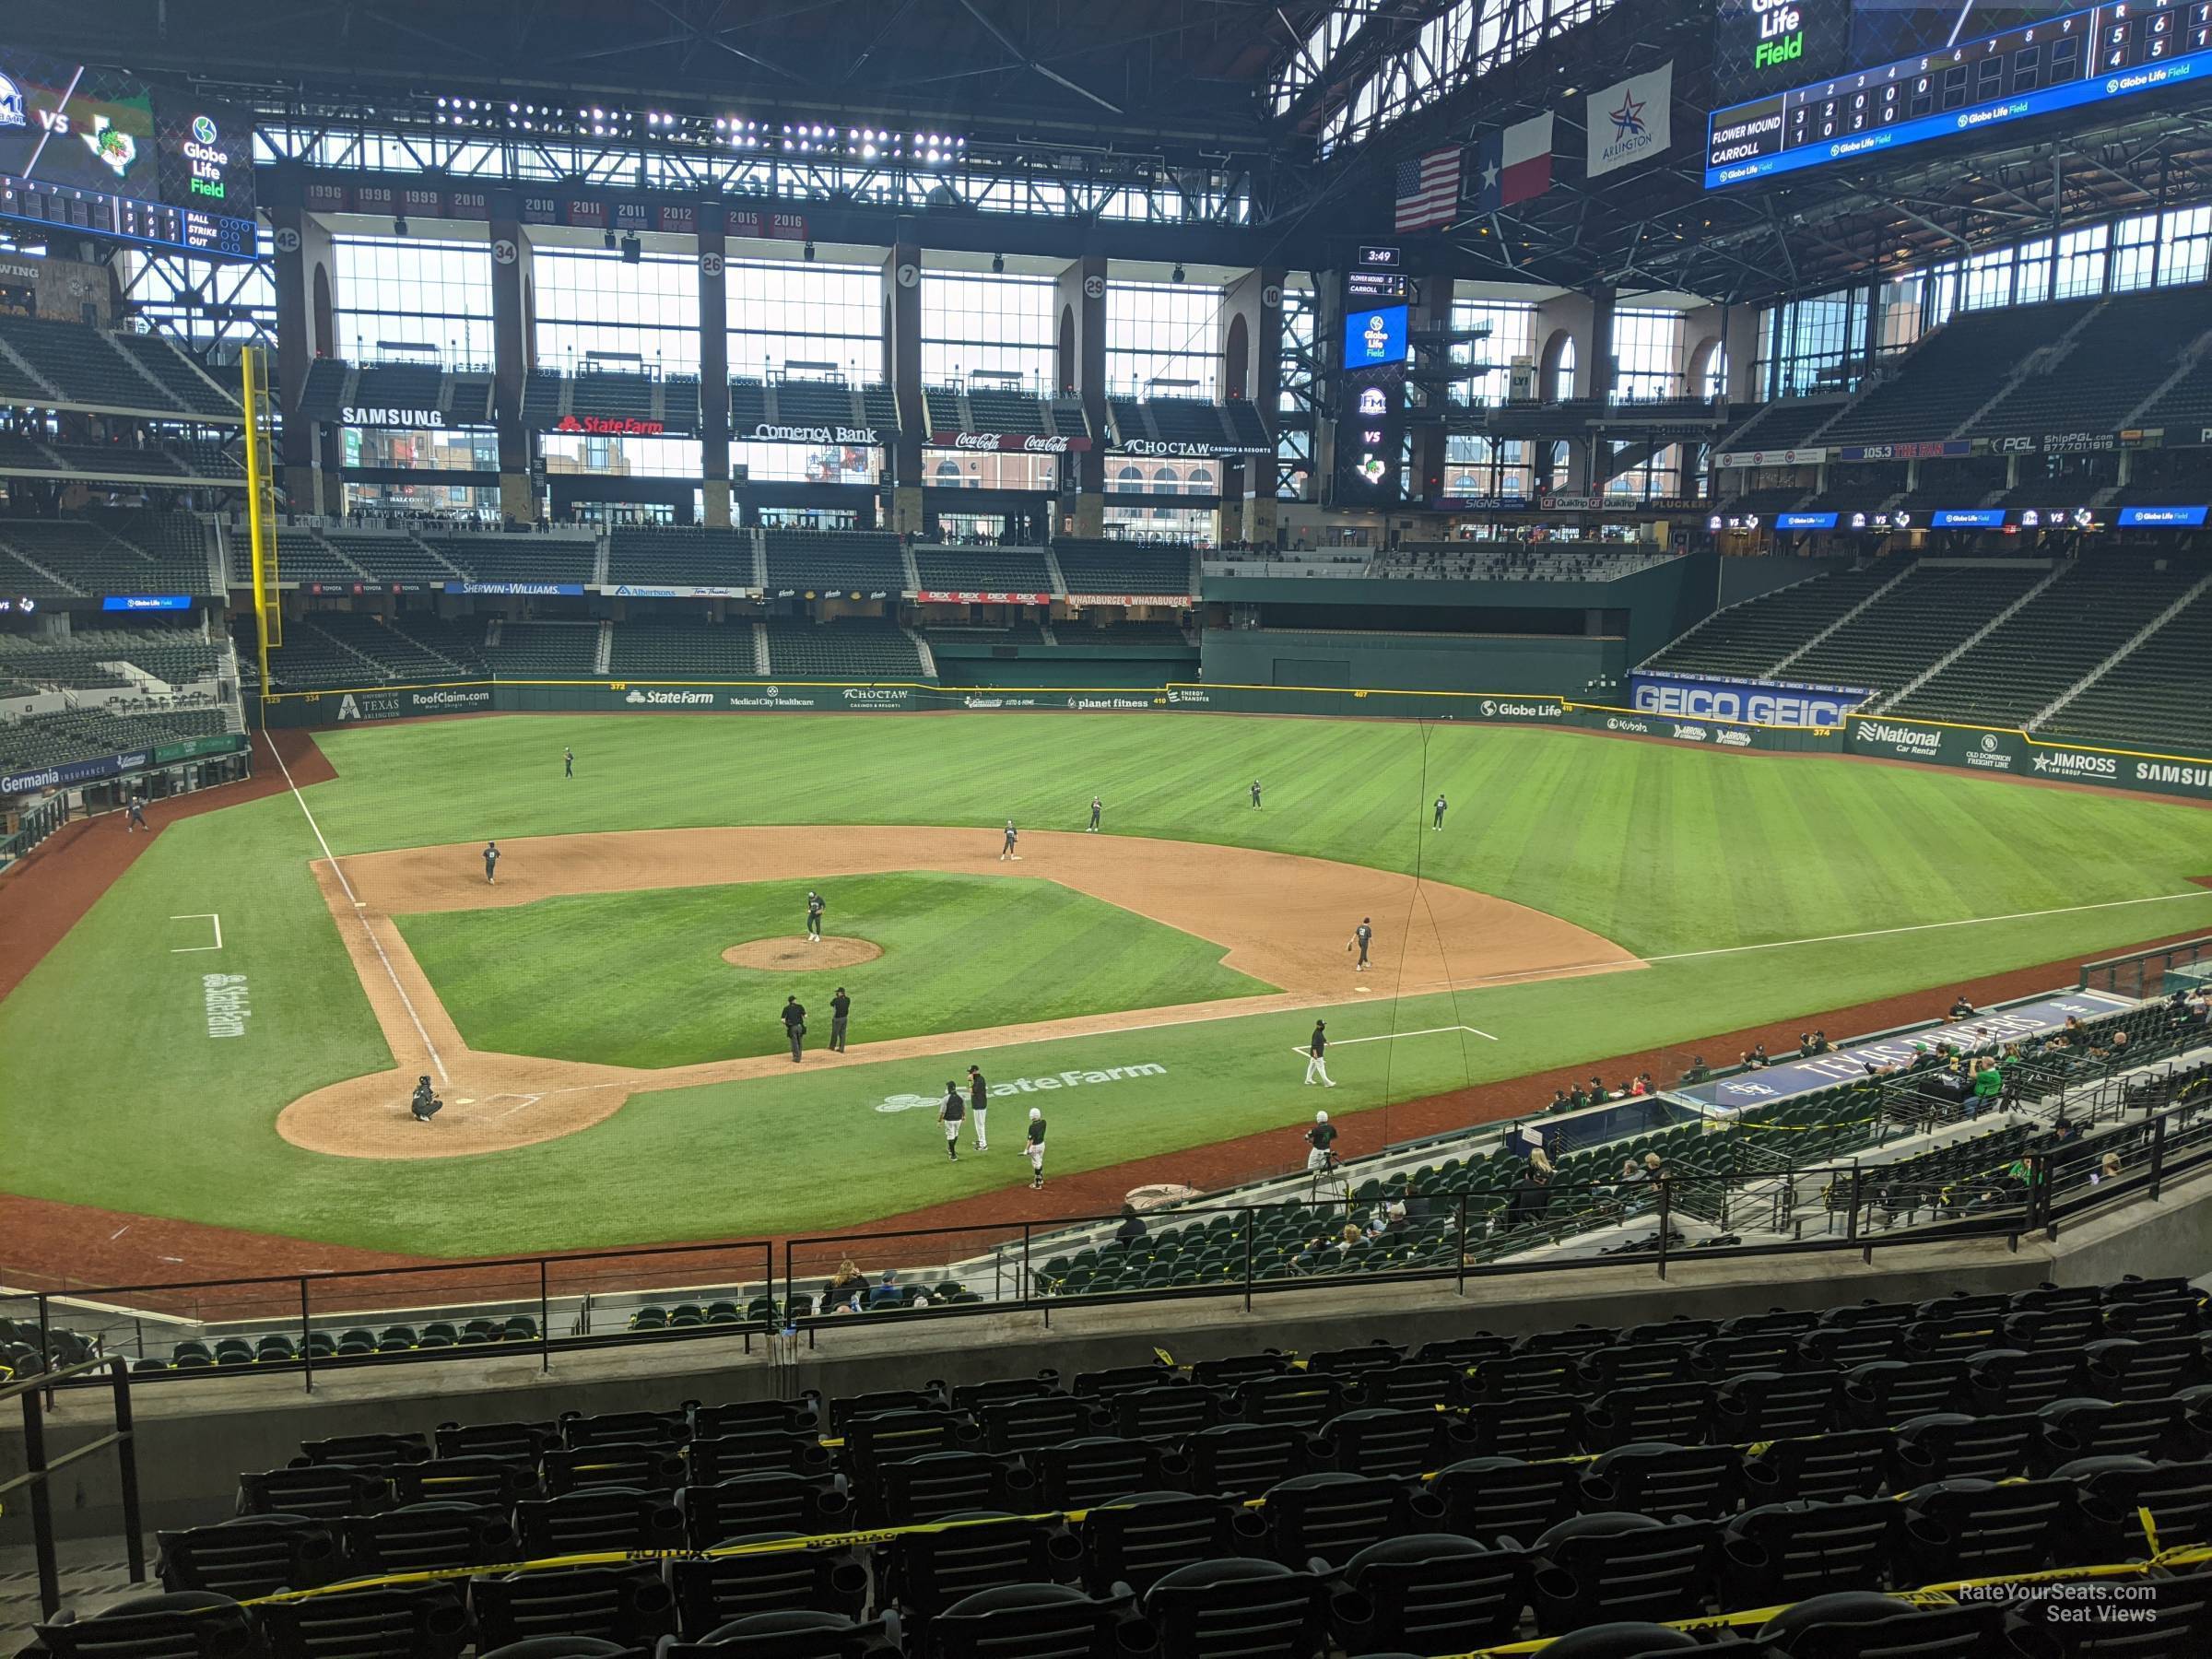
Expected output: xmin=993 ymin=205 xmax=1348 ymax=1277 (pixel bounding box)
xmin=1971 ymin=1060 xmax=2004 ymax=1118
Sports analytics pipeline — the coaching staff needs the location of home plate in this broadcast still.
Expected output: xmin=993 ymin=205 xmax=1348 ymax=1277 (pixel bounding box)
xmin=455 ymin=1098 xmax=477 ymax=1105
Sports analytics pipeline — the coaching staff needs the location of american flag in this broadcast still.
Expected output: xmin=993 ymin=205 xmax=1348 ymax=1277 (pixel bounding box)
xmin=1394 ymin=146 xmax=1463 ymax=232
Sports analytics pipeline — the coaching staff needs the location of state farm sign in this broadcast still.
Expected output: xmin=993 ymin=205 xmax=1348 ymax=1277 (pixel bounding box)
xmin=557 ymin=415 xmax=665 ymax=437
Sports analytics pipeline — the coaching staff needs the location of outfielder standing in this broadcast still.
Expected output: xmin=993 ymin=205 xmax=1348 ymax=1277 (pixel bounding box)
xmin=1304 ymin=1020 xmax=1336 ymax=1087
xmin=806 ymin=888 xmax=826 ymax=942
xmin=967 ymin=1064 xmax=989 ymax=1152
xmin=483 ymin=841 xmax=500 ymax=885
xmin=1250 ymin=780 xmax=1263 ymax=808
xmin=1348 ymin=916 xmax=1372 ymax=971
xmin=1433 ymin=794 xmax=1447 ymax=830
xmin=1088 ymin=795 xmax=1102 ymax=832
xmin=1025 ymin=1106 xmax=1047 ymax=1189
xmin=938 ymin=1080 xmax=965 ymax=1160
xmin=1000 ymin=819 xmax=1019 ymax=861
xmin=563 ymin=747 xmax=574 ymax=779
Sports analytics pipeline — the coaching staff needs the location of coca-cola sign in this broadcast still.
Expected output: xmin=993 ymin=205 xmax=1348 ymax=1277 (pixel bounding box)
xmin=929 ymin=430 xmax=1091 ymax=453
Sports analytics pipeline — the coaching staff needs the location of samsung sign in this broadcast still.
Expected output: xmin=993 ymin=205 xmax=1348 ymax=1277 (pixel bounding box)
xmin=1630 ymin=670 xmax=1871 ymax=730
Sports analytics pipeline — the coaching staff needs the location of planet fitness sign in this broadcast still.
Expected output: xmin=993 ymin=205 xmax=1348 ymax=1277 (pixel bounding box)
xmin=1630 ymin=670 xmax=1870 ymax=730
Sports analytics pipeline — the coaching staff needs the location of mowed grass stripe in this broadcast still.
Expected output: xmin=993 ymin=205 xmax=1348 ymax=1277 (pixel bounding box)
xmin=392 ymin=871 xmax=1274 ymax=1069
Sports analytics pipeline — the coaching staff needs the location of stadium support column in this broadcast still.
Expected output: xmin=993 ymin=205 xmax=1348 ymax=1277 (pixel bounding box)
xmin=1055 ymin=253 xmax=1109 ymax=536
xmin=268 ymin=194 xmax=340 ymax=515
xmin=1218 ymin=266 xmax=1284 ymax=546
xmin=698 ymin=203 xmax=732 ymax=528
xmin=1407 ymin=272 xmax=1450 ymax=520
xmin=1585 ymin=286 xmax=1617 ymax=495
xmin=886 ymin=222 xmax=925 ymax=536
xmin=488 ymin=193 xmax=537 ymax=524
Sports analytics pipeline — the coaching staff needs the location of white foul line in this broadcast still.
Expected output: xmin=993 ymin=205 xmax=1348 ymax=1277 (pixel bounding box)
xmin=267 ymin=738 xmax=450 ymax=1086
xmin=169 ymin=912 xmax=222 ymax=952
xmin=1287 ymin=1023 xmax=1496 ymax=1055
xmin=1641 ymin=888 xmax=2212 ymax=966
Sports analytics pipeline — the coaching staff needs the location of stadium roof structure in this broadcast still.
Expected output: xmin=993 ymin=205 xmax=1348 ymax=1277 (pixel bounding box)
xmin=1289 ymin=0 xmax=2212 ymax=305
xmin=11 ymin=0 xmax=1326 ymax=153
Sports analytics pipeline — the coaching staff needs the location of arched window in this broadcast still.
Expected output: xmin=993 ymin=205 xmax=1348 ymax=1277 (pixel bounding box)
xmin=1114 ymin=464 xmax=1143 ymax=494
xmin=1188 ymin=467 xmax=1215 ymax=494
xmin=1153 ymin=466 xmax=1180 ymax=496
xmin=935 ymin=461 xmax=962 ymax=484
xmin=1550 ymin=335 xmax=1578 ymax=402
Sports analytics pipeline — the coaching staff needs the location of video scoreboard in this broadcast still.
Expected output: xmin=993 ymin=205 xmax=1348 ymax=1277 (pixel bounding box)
xmin=1707 ymin=0 xmax=2212 ymax=188
xmin=1335 ymin=253 xmax=1410 ymax=505
xmin=0 ymin=47 xmax=257 ymax=257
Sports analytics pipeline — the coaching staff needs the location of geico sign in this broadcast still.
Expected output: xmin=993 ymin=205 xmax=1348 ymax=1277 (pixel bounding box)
xmin=750 ymin=422 xmax=880 ymax=445
xmin=1633 ymin=683 xmax=1853 ymax=727
xmin=343 ymin=406 xmax=444 ymax=428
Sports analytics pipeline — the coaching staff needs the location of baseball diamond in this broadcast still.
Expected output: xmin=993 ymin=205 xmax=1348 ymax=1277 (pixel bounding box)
xmin=14 ymin=14 xmax=2212 ymax=1651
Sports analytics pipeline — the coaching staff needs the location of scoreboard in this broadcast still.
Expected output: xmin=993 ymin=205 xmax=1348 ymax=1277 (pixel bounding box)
xmin=1335 ymin=260 xmax=1409 ymax=506
xmin=1707 ymin=0 xmax=2212 ymax=188
xmin=0 ymin=48 xmax=257 ymax=257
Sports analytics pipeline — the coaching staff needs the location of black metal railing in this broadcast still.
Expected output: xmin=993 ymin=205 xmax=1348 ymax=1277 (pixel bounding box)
xmin=1 ymin=1354 xmax=147 ymax=1620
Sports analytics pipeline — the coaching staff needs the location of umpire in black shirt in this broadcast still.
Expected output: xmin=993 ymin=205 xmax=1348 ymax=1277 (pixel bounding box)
xmin=830 ymin=987 xmax=852 ymax=1053
xmin=781 ymin=995 xmax=806 ymax=1063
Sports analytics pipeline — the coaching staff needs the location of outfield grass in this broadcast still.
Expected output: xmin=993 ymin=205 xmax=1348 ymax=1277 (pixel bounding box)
xmin=394 ymin=872 xmax=1271 ymax=1068
xmin=3 ymin=712 xmax=2209 ymax=1260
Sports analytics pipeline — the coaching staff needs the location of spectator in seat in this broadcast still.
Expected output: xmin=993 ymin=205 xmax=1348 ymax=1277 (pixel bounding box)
xmin=867 ymin=1270 xmax=902 ymax=1308
xmin=1947 ymin=994 xmax=1978 ymax=1022
xmin=1643 ymin=1151 xmax=1666 ymax=1182
xmin=2094 ymin=1151 xmax=2123 ymax=1184
xmin=826 ymin=1258 xmax=867 ymax=1309
xmin=1567 ymin=1082 xmax=1589 ymax=1111
xmin=1799 ymin=1032 xmax=1818 ymax=1058
xmin=1971 ymin=1057 xmax=2005 ymax=1119
xmin=2183 ymin=988 xmax=2209 ymax=1026
xmin=1813 ymin=1030 xmax=1831 ymax=1053
xmin=1505 ymin=1163 xmax=1553 ymax=1230
xmin=1637 ymin=1070 xmax=1656 ymax=1094
xmin=1400 ymin=1173 xmax=1433 ymax=1222
xmin=1113 ymin=1204 xmax=1148 ymax=1247
xmin=1681 ymin=1055 xmax=1710 ymax=1085
xmin=1751 ymin=1041 xmax=1771 ymax=1067
xmin=1548 ymin=1088 xmax=1573 ymax=1114
xmin=1587 ymin=1075 xmax=1609 ymax=1102
xmin=2092 ymin=1027 xmax=2132 ymax=1062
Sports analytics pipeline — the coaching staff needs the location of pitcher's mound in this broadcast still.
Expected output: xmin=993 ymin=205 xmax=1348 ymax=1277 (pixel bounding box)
xmin=723 ymin=935 xmax=883 ymax=971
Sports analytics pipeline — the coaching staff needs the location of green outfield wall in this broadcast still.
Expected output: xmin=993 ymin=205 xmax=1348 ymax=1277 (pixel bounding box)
xmin=249 ymin=677 xmax=2212 ymax=803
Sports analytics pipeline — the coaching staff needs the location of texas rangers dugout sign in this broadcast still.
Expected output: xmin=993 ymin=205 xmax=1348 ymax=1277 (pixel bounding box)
xmin=1630 ymin=669 xmax=1872 ymax=729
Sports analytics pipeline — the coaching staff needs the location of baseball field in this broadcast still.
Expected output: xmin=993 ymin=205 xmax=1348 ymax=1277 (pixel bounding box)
xmin=4 ymin=709 xmax=2210 ymax=1274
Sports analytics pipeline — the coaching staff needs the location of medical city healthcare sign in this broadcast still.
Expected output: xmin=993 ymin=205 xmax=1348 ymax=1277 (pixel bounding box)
xmin=1629 ymin=669 xmax=1871 ymax=730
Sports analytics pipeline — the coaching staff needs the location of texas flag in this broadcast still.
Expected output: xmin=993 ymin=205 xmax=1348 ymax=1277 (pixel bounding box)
xmin=1468 ymin=113 xmax=1554 ymax=215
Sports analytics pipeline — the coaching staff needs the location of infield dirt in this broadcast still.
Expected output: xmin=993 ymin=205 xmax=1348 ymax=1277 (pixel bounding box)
xmin=277 ymin=825 xmax=1639 ymax=1161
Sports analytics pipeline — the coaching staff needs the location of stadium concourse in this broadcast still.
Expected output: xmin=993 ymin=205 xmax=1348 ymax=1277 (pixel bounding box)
xmin=12 ymin=0 xmax=2212 ymax=1653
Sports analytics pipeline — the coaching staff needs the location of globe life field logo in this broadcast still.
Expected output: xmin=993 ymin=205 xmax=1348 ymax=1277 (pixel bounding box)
xmin=183 ymin=114 xmax=231 ymax=201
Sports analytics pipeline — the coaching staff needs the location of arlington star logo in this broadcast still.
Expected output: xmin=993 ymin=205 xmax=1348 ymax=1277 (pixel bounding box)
xmin=1607 ymin=88 xmax=1648 ymax=140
